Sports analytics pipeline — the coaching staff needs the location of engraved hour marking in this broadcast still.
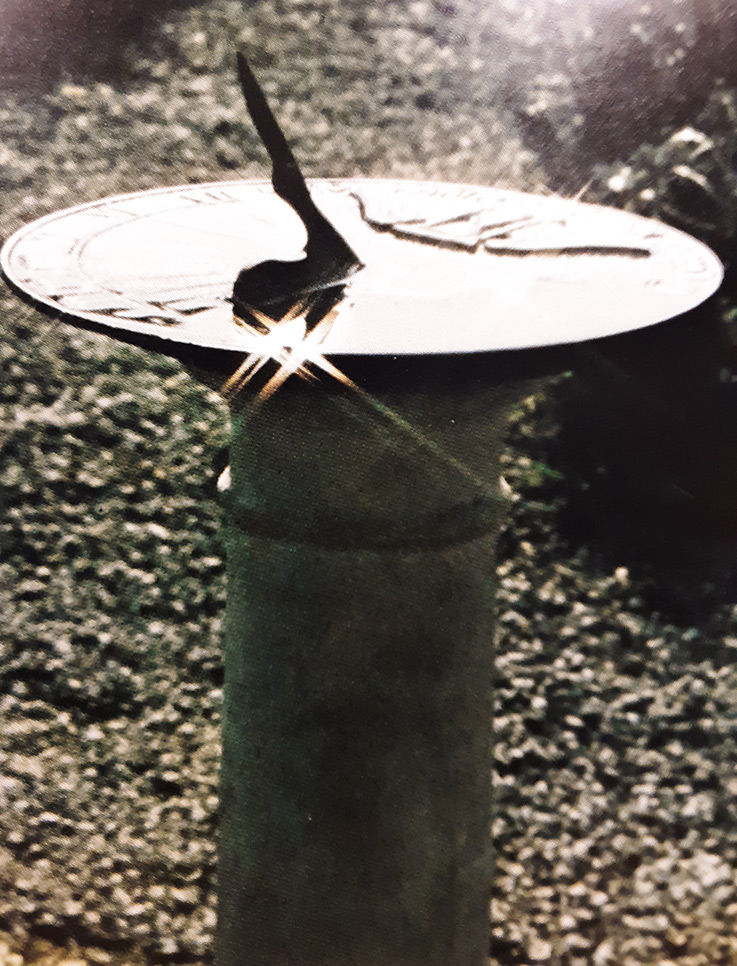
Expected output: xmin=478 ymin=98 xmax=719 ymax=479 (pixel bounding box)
xmin=181 ymin=186 xmax=246 ymax=205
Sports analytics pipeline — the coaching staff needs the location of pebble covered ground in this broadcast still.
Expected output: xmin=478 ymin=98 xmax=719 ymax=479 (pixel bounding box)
xmin=1 ymin=2 xmax=737 ymax=966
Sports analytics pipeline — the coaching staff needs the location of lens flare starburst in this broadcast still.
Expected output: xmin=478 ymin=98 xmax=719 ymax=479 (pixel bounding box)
xmin=222 ymin=301 xmax=356 ymax=402
xmin=220 ymin=296 xmax=504 ymax=502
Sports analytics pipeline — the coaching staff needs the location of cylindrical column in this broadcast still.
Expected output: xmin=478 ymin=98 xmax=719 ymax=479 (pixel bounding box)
xmin=217 ymin=356 xmax=519 ymax=966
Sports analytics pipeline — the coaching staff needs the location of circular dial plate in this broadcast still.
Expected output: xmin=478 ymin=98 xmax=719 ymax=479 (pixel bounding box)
xmin=1 ymin=178 xmax=723 ymax=355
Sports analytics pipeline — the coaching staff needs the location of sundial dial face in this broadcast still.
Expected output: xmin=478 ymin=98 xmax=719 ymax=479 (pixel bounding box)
xmin=1 ymin=177 xmax=723 ymax=357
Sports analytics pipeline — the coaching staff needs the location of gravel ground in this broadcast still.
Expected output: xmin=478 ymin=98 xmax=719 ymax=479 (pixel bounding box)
xmin=1 ymin=3 xmax=737 ymax=966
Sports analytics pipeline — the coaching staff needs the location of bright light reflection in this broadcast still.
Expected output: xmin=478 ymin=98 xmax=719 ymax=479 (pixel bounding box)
xmin=222 ymin=300 xmax=356 ymax=401
xmin=221 ymin=298 xmax=499 ymax=497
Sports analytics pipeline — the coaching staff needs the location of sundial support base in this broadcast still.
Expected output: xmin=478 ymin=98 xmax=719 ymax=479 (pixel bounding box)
xmin=217 ymin=357 xmax=520 ymax=966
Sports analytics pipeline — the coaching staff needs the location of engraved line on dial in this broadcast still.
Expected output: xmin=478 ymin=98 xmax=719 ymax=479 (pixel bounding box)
xmin=73 ymin=207 xmax=278 ymax=267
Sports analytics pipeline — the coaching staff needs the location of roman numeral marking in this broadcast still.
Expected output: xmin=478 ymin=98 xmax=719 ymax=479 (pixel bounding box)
xmin=182 ymin=186 xmax=243 ymax=205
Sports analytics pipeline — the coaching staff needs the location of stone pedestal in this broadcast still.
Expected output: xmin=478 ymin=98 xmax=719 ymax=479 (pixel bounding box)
xmin=217 ymin=356 xmax=520 ymax=966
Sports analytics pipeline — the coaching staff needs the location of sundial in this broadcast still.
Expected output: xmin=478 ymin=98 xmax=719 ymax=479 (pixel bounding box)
xmin=1 ymin=176 xmax=723 ymax=358
xmin=0 ymin=55 xmax=722 ymax=364
xmin=0 ymin=48 xmax=726 ymax=966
